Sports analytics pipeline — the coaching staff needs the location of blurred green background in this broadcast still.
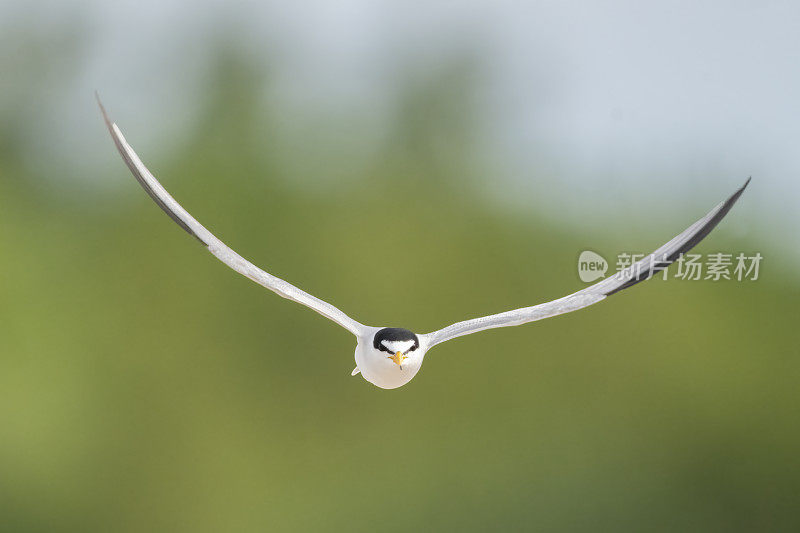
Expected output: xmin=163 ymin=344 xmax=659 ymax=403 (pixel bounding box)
xmin=1 ymin=2 xmax=799 ymax=531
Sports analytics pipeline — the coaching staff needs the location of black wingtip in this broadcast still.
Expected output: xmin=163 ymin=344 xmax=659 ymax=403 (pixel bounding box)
xmin=601 ymin=178 xmax=751 ymax=296
xmin=95 ymin=91 xmax=115 ymax=131
xmin=96 ymin=94 xmax=209 ymax=247
xmin=725 ymin=176 xmax=751 ymax=208
xmin=741 ymin=176 xmax=752 ymax=191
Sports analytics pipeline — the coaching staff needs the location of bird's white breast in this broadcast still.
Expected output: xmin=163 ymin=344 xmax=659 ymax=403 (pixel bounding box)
xmin=354 ymin=340 xmax=426 ymax=389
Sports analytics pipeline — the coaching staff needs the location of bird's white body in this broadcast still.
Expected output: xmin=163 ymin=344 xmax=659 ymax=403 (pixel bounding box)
xmin=354 ymin=330 xmax=428 ymax=389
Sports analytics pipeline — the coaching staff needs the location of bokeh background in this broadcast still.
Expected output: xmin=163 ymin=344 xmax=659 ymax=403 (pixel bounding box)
xmin=1 ymin=1 xmax=799 ymax=531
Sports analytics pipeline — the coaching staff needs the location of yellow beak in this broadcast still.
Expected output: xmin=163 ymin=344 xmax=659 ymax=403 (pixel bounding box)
xmin=388 ymin=351 xmax=407 ymax=368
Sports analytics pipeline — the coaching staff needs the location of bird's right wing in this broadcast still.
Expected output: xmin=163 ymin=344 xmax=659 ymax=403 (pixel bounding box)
xmin=98 ymin=96 xmax=367 ymax=337
xmin=421 ymin=178 xmax=750 ymax=349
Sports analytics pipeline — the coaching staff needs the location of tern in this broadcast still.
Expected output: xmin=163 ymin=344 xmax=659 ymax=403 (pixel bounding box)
xmin=97 ymin=97 xmax=750 ymax=389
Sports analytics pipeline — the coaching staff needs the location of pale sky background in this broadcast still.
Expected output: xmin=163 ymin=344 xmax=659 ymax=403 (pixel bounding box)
xmin=2 ymin=0 xmax=797 ymax=262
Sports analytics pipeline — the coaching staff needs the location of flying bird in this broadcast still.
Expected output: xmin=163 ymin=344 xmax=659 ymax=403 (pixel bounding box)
xmin=97 ymin=96 xmax=750 ymax=389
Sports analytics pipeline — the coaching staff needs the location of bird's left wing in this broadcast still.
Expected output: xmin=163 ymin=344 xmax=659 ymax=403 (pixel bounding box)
xmin=97 ymin=96 xmax=366 ymax=337
xmin=421 ymin=178 xmax=750 ymax=349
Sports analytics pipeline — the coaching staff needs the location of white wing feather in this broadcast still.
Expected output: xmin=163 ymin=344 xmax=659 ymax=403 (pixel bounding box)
xmin=421 ymin=178 xmax=750 ymax=348
xmin=98 ymin=96 xmax=366 ymax=337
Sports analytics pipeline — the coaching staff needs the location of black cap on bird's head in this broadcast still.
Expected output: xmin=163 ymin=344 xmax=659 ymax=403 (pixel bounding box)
xmin=373 ymin=328 xmax=419 ymax=351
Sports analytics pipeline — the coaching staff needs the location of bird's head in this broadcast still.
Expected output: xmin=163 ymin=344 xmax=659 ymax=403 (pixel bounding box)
xmin=373 ymin=327 xmax=420 ymax=367
xmin=354 ymin=327 xmax=428 ymax=389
